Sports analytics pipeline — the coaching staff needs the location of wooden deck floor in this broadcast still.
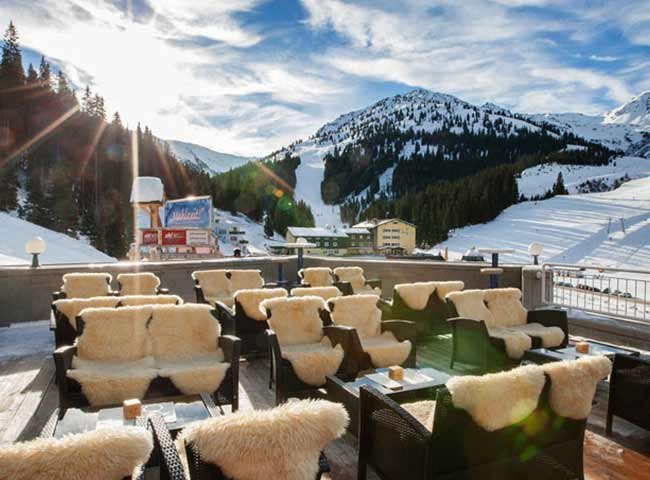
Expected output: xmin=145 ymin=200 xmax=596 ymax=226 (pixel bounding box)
xmin=1 ymin=323 xmax=649 ymax=479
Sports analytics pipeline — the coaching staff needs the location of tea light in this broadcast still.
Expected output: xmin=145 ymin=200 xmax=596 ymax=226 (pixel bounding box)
xmin=575 ymin=342 xmax=590 ymax=354
xmin=123 ymin=399 xmax=142 ymax=419
xmin=388 ymin=366 xmax=404 ymax=381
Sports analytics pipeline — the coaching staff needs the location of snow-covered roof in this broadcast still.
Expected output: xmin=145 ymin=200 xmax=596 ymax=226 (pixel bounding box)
xmin=353 ymin=218 xmax=416 ymax=229
xmin=343 ymin=228 xmax=370 ymax=235
xmin=130 ymin=177 xmax=165 ymax=204
xmin=287 ymin=227 xmax=348 ymax=238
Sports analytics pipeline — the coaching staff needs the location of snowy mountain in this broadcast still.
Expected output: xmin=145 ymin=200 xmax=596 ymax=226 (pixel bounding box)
xmin=604 ymin=91 xmax=650 ymax=128
xmin=0 ymin=212 xmax=116 ymax=265
xmin=167 ymin=140 xmax=254 ymax=175
xmin=426 ymin=175 xmax=650 ymax=270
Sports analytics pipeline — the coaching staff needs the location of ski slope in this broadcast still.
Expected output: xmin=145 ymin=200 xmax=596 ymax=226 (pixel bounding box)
xmin=518 ymin=156 xmax=650 ymax=198
xmin=215 ymin=209 xmax=284 ymax=256
xmin=428 ymin=175 xmax=650 ymax=270
xmin=0 ymin=213 xmax=116 ymax=265
xmin=167 ymin=140 xmax=254 ymax=175
xmin=292 ymin=140 xmax=342 ymax=227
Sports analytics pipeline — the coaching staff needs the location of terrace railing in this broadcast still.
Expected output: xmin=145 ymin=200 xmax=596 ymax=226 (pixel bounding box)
xmin=542 ymin=262 xmax=650 ymax=323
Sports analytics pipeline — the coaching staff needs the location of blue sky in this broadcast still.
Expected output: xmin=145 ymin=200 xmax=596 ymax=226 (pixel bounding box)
xmin=2 ymin=0 xmax=649 ymax=156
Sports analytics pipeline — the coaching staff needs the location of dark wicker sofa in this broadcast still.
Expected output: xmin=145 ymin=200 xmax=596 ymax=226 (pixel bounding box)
xmin=606 ymin=353 xmax=650 ymax=435
xmin=358 ymin=379 xmax=587 ymax=480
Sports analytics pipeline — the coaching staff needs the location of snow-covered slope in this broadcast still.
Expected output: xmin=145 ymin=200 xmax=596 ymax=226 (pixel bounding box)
xmin=427 ymin=176 xmax=650 ymax=269
xmin=604 ymin=91 xmax=650 ymax=128
xmin=215 ymin=209 xmax=284 ymax=256
xmin=0 ymin=213 xmax=116 ymax=265
xmin=518 ymin=156 xmax=650 ymax=198
xmin=167 ymin=140 xmax=254 ymax=175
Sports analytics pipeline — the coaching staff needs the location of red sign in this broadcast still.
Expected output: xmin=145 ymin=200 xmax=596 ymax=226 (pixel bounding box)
xmin=140 ymin=229 xmax=159 ymax=245
xmin=161 ymin=229 xmax=187 ymax=245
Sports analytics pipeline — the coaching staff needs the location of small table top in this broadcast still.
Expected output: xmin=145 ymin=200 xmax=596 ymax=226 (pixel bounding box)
xmin=525 ymin=340 xmax=639 ymax=364
xmin=48 ymin=393 xmax=218 ymax=438
xmin=328 ymin=367 xmax=451 ymax=398
xmin=477 ymin=248 xmax=515 ymax=254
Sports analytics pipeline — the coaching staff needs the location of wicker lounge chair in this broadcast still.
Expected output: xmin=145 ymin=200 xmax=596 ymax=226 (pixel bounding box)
xmin=332 ymin=266 xmax=382 ymax=295
xmin=606 ymin=353 xmax=650 ymax=435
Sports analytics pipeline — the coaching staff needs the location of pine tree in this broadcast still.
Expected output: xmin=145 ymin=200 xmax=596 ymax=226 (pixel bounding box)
xmin=92 ymin=94 xmax=105 ymax=119
xmin=26 ymin=63 xmax=37 ymax=83
xmin=112 ymin=111 xmax=122 ymax=127
xmin=552 ymin=172 xmax=568 ymax=195
xmin=264 ymin=214 xmax=274 ymax=237
xmin=56 ymin=71 xmax=71 ymax=96
xmin=81 ymin=85 xmax=92 ymax=113
xmin=38 ymin=55 xmax=51 ymax=89
xmin=0 ymin=21 xmax=25 ymax=86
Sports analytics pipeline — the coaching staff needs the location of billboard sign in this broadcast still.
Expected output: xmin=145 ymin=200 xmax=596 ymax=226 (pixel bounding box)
xmin=161 ymin=229 xmax=187 ymax=245
xmin=187 ymin=229 xmax=210 ymax=245
xmin=140 ymin=229 xmax=159 ymax=245
xmin=164 ymin=196 xmax=213 ymax=229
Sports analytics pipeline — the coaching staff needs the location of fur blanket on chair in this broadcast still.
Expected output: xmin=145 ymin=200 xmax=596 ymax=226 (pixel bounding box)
xmin=328 ymin=294 xmax=411 ymax=367
xmin=261 ymin=296 xmax=327 ymax=346
xmin=61 ymin=272 xmax=112 ymax=298
xmin=118 ymin=294 xmax=183 ymax=307
xmin=192 ymin=270 xmax=231 ymax=300
xmin=291 ymin=286 xmax=342 ymax=301
xmin=484 ymin=288 xmax=528 ymax=327
xmin=235 ymin=288 xmax=287 ymax=321
xmin=178 ymin=399 xmax=348 ymax=480
xmin=117 ymin=272 xmax=160 ymax=295
xmin=447 ymin=364 xmax=546 ymax=431
xmin=229 ymin=269 xmax=264 ymax=291
xmin=542 ymin=355 xmax=611 ymax=419
xmin=510 ymin=323 xmax=565 ymax=348
xmin=446 ymin=290 xmax=495 ymax=326
xmin=281 ymin=338 xmax=345 ymax=386
xmin=395 ymin=282 xmax=437 ymax=310
xmin=402 ymin=400 xmax=437 ymax=432
xmin=486 ymin=327 xmax=532 ymax=359
xmin=53 ymin=297 xmax=120 ymax=330
xmin=0 ymin=426 xmax=153 ymax=480
xmin=333 ymin=266 xmax=380 ymax=294
xmin=299 ymin=267 xmax=334 ymax=287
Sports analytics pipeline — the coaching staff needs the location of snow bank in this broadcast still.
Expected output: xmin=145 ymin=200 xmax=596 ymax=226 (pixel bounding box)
xmin=0 ymin=213 xmax=116 ymax=265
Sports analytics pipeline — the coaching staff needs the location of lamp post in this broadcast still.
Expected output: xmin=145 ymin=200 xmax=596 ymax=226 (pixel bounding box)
xmin=25 ymin=237 xmax=46 ymax=268
xmin=528 ymin=242 xmax=543 ymax=265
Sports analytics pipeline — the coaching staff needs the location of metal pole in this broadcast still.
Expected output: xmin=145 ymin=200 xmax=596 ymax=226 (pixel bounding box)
xmin=490 ymin=253 xmax=498 ymax=288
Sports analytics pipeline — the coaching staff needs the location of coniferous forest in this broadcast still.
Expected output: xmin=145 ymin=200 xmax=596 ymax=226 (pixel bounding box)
xmin=0 ymin=22 xmax=211 ymax=258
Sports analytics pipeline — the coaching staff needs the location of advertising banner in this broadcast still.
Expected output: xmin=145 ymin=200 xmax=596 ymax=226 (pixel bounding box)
xmin=186 ymin=229 xmax=210 ymax=245
xmin=164 ymin=196 xmax=213 ymax=229
xmin=161 ymin=229 xmax=187 ymax=245
xmin=140 ymin=229 xmax=159 ymax=245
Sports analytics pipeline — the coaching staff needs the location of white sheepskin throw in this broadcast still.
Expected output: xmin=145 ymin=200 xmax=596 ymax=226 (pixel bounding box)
xmin=446 ymin=290 xmax=496 ymax=326
xmin=333 ymin=266 xmax=378 ymax=294
xmin=149 ymin=304 xmax=221 ymax=360
xmin=291 ymin=286 xmax=342 ymax=301
xmin=76 ymin=306 xmax=153 ymax=361
xmin=402 ymin=400 xmax=436 ymax=432
xmin=192 ymin=270 xmax=231 ymax=299
xmin=433 ymin=281 xmax=465 ymax=301
xmin=542 ymin=356 xmax=612 ymax=419
xmin=234 ymin=288 xmax=287 ymax=321
xmin=484 ymin=288 xmax=527 ymax=327
xmin=61 ymin=272 xmax=112 ymax=298
xmin=360 ymin=334 xmax=412 ymax=368
xmin=53 ymin=297 xmax=120 ymax=330
xmin=157 ymin=354 xmax=230 ymax=395
xmin=118 ymin=294 xmax=183 ymax=306
xmin=261 ymin=296 xmax=327 ymax=346
xmin=206 ymin=295 xmax=235 ymax=308
xmin=300 ymin=267 xmax=333 ymax=287
xmin=281 ymin=338 xmax=344 ymax=386
xmin=510 ymin=323 xmax=565 ymax=348
xmin=447 ymin=364 xmax=546 ymax=431
xmin=117 ymin=272 xmax=161 ymax=295
xmin=178 ymin=399 xmax=348 ymax=480
xmin=487 ymin=327 xmax=532 ymax=359
xmin=0 ymin=426 xmax=153 ymax=480
xmin=394 ymin=282 xmax=437 ymax=310
xmin=229 ymin=269 xmax=265 ymax=291
xmin=68 ymin=357 xmax=157 ymax=406
xmin=328 ymin=294 xmax=382 ymax=338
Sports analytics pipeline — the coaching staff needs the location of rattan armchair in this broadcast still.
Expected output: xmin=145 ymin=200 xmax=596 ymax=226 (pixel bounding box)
xmin=358 ymin=380 xmax=587 ymax=480
xmin=606 ymin=353 xmax=650 ymax=435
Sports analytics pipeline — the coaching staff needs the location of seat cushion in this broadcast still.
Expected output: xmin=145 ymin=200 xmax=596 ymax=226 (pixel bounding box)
xmin=447 ymin=364 xmax=546 ymax=431
xmin=484 ymin=288 xmax=528 ymax=327
xmin=118 ymin=294 xmax=182 ymax=307
xmin=291 ymin=286 xmax=342 ymax=301
xmin=234 ymin=288 xmax=287 ymax=321
xmin=149 ymin=304 xmax=221 ymax=360
xmin=262 ymin=296 xmax=327 ymax=346
xmin=76 ymin=306 xmax=153 ymax=362
xmin=300 ymin=267 xmax=333 ymax=287
xmin=61 ymin=273 xmax=112 ymax=298
xmin=361 ymin=333 xmax=412 ymax=368
xmin=0 ymin=426 xmax=153 ymax=480
xmin=53 ymin=297 xmax=120 ymax=330
xmin=178 ymin=399 xmax=348 ymax=480
xmin=402 ymin=400 xmax=436 ymax=432
xmin=281 ymin=338 xmax=344 ymax=386
xmin=68 ymin=357 xmax=157 ymax=406
xmin=117 ymin=272 xmax=160 ymax=295
xmin=487 ymin=326 xmax=532 ymax=359
xmin=157 ymin=352 xmax=230 ymax=395
xmin=229 ymin=269 xmax=264 ymax=291
xmin=510 ymin=323 xmax=565 ymax=348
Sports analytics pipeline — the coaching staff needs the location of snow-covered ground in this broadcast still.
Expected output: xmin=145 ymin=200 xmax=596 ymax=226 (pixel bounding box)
xmin=292 ymin=140 xmax=342 ymax=227
xmin=0 ymin=213 xmax=115 ymax=265
xmin=518 ymin=156 xmax=650 ymax=198
xmin=167 ymin=140 xmax=254 ymax=175
xmin=428 ymin=175 xmax=650 ymax=270
xmin=215 ymin=209 xmax=284 ymax=255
